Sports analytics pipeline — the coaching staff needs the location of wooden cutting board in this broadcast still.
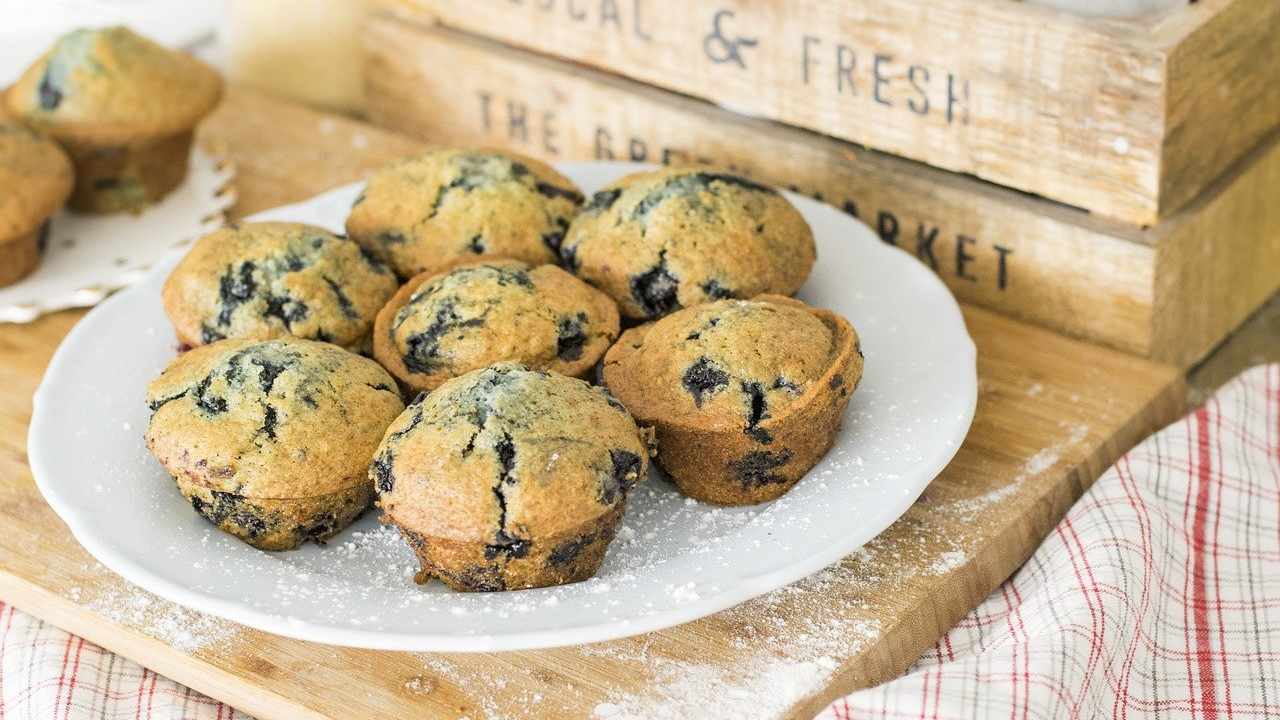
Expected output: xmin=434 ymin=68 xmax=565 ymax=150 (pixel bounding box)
xmin=0 ymin=89 xmax=1186 ymax=720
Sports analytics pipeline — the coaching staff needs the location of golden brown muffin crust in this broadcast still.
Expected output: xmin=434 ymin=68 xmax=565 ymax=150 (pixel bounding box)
xmin=345 ymin=148 xmax=583 ymax=278
xmin=0 ymin=122 xmax=72 ymax=239
xmin=372 ymin=258 xmax=620 ymax=392
xmin=6 ymin=26 xmax=223 ymax=144
xmin=603 ymin=295 xmax=862 ymax=505
xmin=162 ymin=221 xmax=399 ymax=350
xmin=373 ymin=363 xmax=651 ymax=590
xmin=175 ymin=478 xmax=372 ymax=551
xmin=145 ymin=337 xmax=405 ymax=500
xmin=561 ymin=167 xmax=815 ymax=320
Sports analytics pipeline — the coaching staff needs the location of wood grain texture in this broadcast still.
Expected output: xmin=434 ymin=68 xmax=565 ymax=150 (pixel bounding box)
xmin=400 ymin=0 xmax=1280 ymax=225
xmin=1159 ymin=0 xmax=1280 ymax=214
xmin=362 ymin=18 xmax=1280 ymax=367
xmin=1151 ymin=131 xmax=1280 ymax=369
xmin=0 ymin=88 xmax=1187 ymax=719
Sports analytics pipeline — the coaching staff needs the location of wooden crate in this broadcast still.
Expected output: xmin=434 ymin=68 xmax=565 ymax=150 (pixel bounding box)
xmin=362 ymin=16 xmax=1280 ymax=367
xmin=395 ymin=0 xmax=1280 ymax=226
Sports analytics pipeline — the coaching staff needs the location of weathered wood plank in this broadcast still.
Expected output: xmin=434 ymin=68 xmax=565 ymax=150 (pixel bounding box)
xmin=400 ymin=0 xmax=1280 ymax=225
xmin=363 ymin=18 xmax=1280 ymax=366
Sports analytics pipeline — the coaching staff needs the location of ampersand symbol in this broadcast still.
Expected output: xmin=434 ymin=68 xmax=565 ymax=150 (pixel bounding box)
xmin=702 ymin=9 xmax=758 ymax=69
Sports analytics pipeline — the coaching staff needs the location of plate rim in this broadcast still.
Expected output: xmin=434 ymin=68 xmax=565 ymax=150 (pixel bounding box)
xmin=29 ymin=162 xmax=977 ymax=652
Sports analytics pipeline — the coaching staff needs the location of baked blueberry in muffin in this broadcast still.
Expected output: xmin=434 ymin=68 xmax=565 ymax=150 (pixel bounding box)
xmin=0 ymin=122 xmax=72 ymax=286
xmin=373 ymin=258 xmax=619 ymax=393
xmin=6 ymin=26 xmax=222 ymax=213
xmin=560 ymin=167 xmax=815 ymax=320
xmin=145 ymin=338 xmax=405 ymax=550
xmin=372 ymin=363 xmax=652 ymax=591
xmin=345 ymin=148 xmax=584 ymax=278
xmin=602 ymin=296 xmax=862 ymax=505
xmin=162 ymin=222 xmax=399 ymax=351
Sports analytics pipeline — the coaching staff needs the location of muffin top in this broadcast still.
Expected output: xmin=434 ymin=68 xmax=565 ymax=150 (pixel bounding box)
xmin=345 ymin=148 xmax=584 ymax=278
xmin=561 ymin=167 xmax=815 ymax=320
xmin=0 ymin=122 xmax=73 ymax=239
xmin=6 ymin=26 xmax=223 ymax=143
xmin=603 ymin=296 xmax=856 ymax=442
xmin=162 ymin=222 xmax=400 ymax=350
xmin=145 ymin=338 xmax=405 ymax=499
xmin=373 ymin=258 xmax=620 ymax=392
xmin=373 ymin=363 xmax=650 ymax=546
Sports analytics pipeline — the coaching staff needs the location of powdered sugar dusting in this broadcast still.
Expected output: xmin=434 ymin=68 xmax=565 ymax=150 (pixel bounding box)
xmin=944 ymin=420 xmax=1091 ymax=521
xmin=406 ymin=562 xmax=885 ymax=719
xmin=81 ymin=568 xmax=239 ymax=653
xmin=926 ymin=550 xmax=968 ymax=576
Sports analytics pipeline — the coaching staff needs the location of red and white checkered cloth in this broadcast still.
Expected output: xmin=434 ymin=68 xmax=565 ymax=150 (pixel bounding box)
xmin=821 ymin=363 xmax=1280 ymax=719
xmin=3 ymin=365 xmax=1278 ymax=720
xmin=0 ymin=602 xmax=246 ymax=719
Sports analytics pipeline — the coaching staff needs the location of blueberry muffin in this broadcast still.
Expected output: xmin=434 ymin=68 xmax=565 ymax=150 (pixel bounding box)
xmin=560 ymin=167 xmax=815 ymax=321
xmin=162 ymin=222 xmax=399 ymax=351
xmin=373 ymin=363 xmax=652 ymax=591
xmin=6 ymin=26 xmax=222 ymax=213
xmin=602 ymin=296 xmax=861 ymax=505
xmin=373 ymin=258 xmax=619 ymax=393
xmin=145 ymin=338 xmax=405 ymax=550
xmin=345 ymin=148 xmax=584 ymax=278
xmin=0 ymin=122 xmax=72 ymax=286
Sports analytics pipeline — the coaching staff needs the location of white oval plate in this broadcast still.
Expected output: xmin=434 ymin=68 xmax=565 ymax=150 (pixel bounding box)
xmin=29 ymin=162 xmax=976 ymax=652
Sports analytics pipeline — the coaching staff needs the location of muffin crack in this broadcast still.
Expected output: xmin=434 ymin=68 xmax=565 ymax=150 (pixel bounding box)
xmin=356 ymin=243 xmax=389 ymax=272
xmin=534 ymin=180 xmax=584 ymax=204
xmin=193 ymin=374 xmax=227 ymax=415
xmin=583 ymin=188 xmax=622 ymax=214
xmin=323 ymin=275 xmax=359 ymax=320
xmin=147 ymin=388 xmax=189 ymax=413
xmin=629 ymin=171 xmax=775 ymax=227
xmin=486 ymin=432 xmax=529 ymax=560
xmin=371 ymin=403 xmax=424 ymax=493
xmin=259 ymin=404 xmax=280 ymax=441
xmin=742 ymin=381 xmax=773 ymax=444
xmin=398 ymin=297 xmax=490 ymax=374
xmin=684 ymin=316 xmax=720 ymax=342
xmin=428 ymin=170 xmax=487 ymax=218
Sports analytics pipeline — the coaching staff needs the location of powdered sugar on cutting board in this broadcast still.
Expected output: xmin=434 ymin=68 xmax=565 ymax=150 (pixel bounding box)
xmin=410 ymin=562 xmax=884 ymax=720
xmin=70 ymin=563 xmax=239 ymax=653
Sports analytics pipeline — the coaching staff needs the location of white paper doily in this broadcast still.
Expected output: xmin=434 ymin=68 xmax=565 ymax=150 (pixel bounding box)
xmin=0 ymin=148 xmax=236 ymax=323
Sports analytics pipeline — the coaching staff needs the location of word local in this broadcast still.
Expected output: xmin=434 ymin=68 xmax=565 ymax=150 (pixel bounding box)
xmin=494 ymin=0 xmax=654 ymax=41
